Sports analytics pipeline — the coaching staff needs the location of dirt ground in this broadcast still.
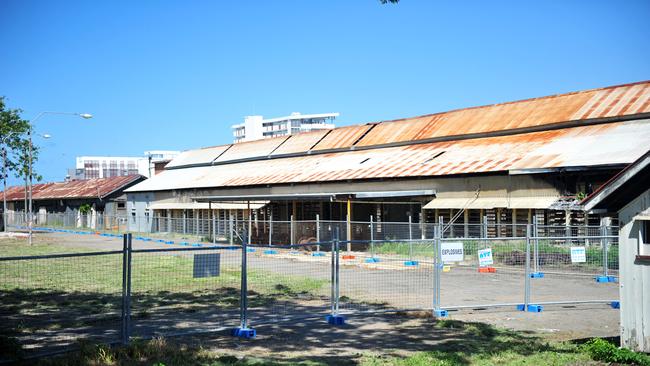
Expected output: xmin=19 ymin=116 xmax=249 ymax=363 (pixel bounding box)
xmin=1 ymin=231 xmax=621 ymax=359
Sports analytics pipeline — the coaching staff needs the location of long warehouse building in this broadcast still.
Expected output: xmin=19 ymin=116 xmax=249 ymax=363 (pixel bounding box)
xmin=125 ymin=81 xmax=650 ymax=243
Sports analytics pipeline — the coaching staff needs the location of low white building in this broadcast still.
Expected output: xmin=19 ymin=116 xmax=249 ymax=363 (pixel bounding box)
xmin=232 ymin=112 xmax=338 ymax=143
xmin=70 ymin=151 xmax=180 ymax=180
xmin=582 ymin=149 xmax=650 ymax=353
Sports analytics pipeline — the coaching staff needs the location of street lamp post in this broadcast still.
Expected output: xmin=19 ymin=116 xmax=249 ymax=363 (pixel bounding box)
xmin=27 ymin=112 xmax=92 ymax=245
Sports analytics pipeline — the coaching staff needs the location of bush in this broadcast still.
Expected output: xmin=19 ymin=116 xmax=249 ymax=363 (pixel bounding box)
xmin=583 ymin=338 xmax=650 ymax=365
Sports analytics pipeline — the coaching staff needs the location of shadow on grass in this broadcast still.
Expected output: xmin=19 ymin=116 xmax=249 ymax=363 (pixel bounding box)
xmin=2 ymin=287 xmax=587 ymax=366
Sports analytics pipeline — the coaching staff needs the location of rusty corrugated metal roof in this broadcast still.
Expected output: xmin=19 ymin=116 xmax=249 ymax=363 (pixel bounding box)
xmin=163 ymin=80 xmax=650 ymax=169
xmin=270 ymin=130 xmax=329 ymax=155
xmin=300 ymin=124 xmax=374 ymax=151
xmin=126 ymin=119 xmax=650 ymax=192
xmin=0 ymin=175 xmax=145 ymax=202
xmin=357 ymin=81 xmax=650 ymax=146
xmin=214 ymin=135 xmax=290 ymax=162
xmin=166 ymin=144 xmax=232 ymax=168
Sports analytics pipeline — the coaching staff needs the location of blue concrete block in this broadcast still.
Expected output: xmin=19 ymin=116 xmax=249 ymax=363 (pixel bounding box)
xmin=530 ymin=272 xmax=545 ymax=278
xmin=595 ymin=276 xmax=610 ymax=283
xmin=312 ymin=252 xmax=326 ymax=257
xmin=607 ymin=276 xmax=618 ymax=283
xmin=326 ymin=314 xmax=346 ymax=325
xmin=290 ymin=251 xmax=301 ymax=255
xmin=156 ymin=239 xmax=166 ymax=243
xmin=246 ymin=248 xmax=256 ymax=252
xmin=179 ymin=241 xmax=189 ymax=246
xmin=165 ymin=240 xmax=174 ymax=245
xmin=192 ymin=243 xmax=202 ymax=247
xmin=230 ymin=327 xmax=256 ymax=338
xmin=404 ymin=261 xmax=419 ymax=266
xmin=517 ymin=304 xmax=543 ymax=312
xmin=434 ymin=309 xmax=448 ymax=317
xmin=610 ymin=301 xmax=620 ymax=309
xmin=264 ymin=250 xmax=278 ymax=255
xmin=365 ymin=257 xmax=380 ymax=263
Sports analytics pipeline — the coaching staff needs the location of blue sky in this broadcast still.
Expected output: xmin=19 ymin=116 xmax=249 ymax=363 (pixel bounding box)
xmin=1 ymin=0 xmax=649 ymax=185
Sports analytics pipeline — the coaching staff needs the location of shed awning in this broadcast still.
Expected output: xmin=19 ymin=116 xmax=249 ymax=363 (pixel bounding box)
xmin=149 ymin=202 xmax=268 ymax=210
xmin=424 ymin=195 xmax=559 ymax=209
xmin=507 ymin=196 xmax=559 ymax=209
xmin=423 ymin=197 xmax=508 ymax=209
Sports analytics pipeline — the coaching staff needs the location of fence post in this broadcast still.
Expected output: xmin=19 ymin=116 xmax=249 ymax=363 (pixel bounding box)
xmin=268 ymin=212 xmax=273 ymax=246
xmin=370 ymin=215 xmax=375 ymax=259
xmin=433 ymin=222 xmax=445 ymax=317
xmin=408 ymin=215 xmax=413 ymax=261
xmin=232 ymin=228 xmax=255 ymax=338
xmin=602 ymin=224 xmax=609 ymax=277
xmin=212 ymin=212 xmax=216 ymax=244
xmin=327 ymin=227 xmax=345 ymax=325
xmin=533 ymin=215 xmax=539 ymax=274
xmin=290 ymin=215 xmax=295 ymax=246
xmin=520 ymin=225 xmax=542 ymax=312
xmin=316 ymin=214 xmax=320 ymax=252
xmin=121 ymin=233 xmax=132 ymax=345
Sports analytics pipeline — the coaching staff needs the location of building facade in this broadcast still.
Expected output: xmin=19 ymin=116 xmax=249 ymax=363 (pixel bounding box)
xmin=232 ymin=112 xmax=338 ymax=143
xmin=69 ymin=150 xmax=179 ymax=180
xmin=127 ymin=81 xmax=650 ymax=244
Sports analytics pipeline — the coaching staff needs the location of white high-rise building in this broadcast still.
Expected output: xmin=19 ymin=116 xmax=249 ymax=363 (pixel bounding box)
xmin=232 ymin=112 xmax=338 ymax=143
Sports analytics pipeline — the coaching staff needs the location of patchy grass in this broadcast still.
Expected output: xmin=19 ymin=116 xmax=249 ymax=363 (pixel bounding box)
xmin=360 ymin=320 xmax=600 ymax=366
xmin=20 ymin=338 xmax=323 ymax=366
xmin=11 ymin=322 xmax=646 ymax=366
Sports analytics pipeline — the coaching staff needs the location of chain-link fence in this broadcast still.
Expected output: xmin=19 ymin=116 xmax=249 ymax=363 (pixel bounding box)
xmin=0 ymin=217 xmax=620 ymax=361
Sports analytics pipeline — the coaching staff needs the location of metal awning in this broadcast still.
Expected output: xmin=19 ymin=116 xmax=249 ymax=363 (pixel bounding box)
xmin=423 ymin=197 xmax=508 ymax=209
xmin=424 ymin=195 xmax=559 ymax=210
xmin=149 ymin=202 xmax=268 ymax=210
xmin=193 ymin=190 xmax=435 ymax=202
xmin=507 ymin=196 xmax=559 ymax=209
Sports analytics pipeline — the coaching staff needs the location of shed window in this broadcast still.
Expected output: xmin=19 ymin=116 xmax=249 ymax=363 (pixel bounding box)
xmin=641 ymin=220 xmax=650 ymax=256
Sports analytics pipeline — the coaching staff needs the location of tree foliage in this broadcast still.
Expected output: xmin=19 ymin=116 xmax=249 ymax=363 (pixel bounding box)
xmin=0 ymin=97 xmax=40 ymax=183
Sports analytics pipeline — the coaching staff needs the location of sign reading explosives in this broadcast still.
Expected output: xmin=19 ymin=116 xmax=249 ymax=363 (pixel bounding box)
xmin=441 ymin=242 xmax=464 ymax=262
xmin=478 ymin=248 xmax=494 ymax=267
xmin=570 ymin=247 xmax=586 ymax=263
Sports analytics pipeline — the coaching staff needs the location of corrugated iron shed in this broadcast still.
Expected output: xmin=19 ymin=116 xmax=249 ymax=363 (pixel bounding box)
xmin=165 ymin=80 xmax=650 ymax=168
xmin=0 ymin=175 xmax=145 ymax=202
xmin=127 ymin=119 xmax=650 ymax=192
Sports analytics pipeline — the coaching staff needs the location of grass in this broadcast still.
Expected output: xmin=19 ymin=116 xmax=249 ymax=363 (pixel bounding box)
xmin=9 ymin=321 xmax=649 ymax=366
xmin=0 ymin=238 xmax=328 ymax=357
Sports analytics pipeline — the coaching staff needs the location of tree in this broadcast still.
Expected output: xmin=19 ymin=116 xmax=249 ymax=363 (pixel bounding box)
xmin=0 ymin=97 xmax=40 ymax=189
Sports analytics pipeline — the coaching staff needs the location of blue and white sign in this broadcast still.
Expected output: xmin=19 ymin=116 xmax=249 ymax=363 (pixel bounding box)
xmin=441 ymin=242 xmax=464 ymax=262
xmin=570 ymin=247 xmax=586 ymax=263
xmin=478 ymin=248 xmax=493 ymax=266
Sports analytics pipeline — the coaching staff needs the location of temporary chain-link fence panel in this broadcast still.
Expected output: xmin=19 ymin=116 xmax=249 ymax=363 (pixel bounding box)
xmin=246 ymin=242 xmax=332 ymax=325
xmin=0 ymin=250 xmax=124 ymax=356
xmin=337 ymin=239 xmax=434 ymax=313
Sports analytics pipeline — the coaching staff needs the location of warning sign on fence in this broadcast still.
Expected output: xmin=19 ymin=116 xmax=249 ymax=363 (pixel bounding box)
xmin=478 ymin=248 xmax=493 ymax=266
xmin=441 ymin=242 xmax=464 ymax=262
xmin=570 ymin=247 xmax=586 ymax=263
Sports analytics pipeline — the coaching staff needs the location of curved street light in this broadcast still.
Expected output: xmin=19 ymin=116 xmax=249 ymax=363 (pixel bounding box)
xmin=27 ymin=112 xmax=92 ymax=244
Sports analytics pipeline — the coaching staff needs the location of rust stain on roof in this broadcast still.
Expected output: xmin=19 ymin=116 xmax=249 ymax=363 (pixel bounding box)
xmin=0 ymin=175 xmax=144 ymax=202
xmin=306 ymin=124 xmax=374 ymax=151
xmin=164 ymin=81 xmax=650 ymax=169
xmin=128 ymin=119 xmax=650 ymax=192
xmin=271 ymin=130 xmax=330 ymax=155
